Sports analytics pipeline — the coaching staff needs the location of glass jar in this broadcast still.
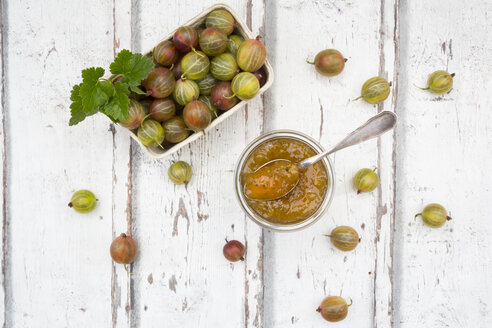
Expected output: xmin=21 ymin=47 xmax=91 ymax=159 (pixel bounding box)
xmin=234 ymin=130 xmax=335 ymax=232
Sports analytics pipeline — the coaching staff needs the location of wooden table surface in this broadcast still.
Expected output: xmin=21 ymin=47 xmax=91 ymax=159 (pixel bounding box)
xmin=0 ymin=0 xmax=491 ymax=327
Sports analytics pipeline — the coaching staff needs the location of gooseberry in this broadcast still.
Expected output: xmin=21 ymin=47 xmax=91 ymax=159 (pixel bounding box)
xmin=211 ymin=53 xmax=239 ymax=81
xmin=168 ymin=161 xmax=193 ymax=185
xmin=68 ymin=189 xmax=97 ymax=213
xmin=149 ymin=98 xmax=176 ymax=122
xmin=137 ymin=119 xmax=165 ymax=148
xmin=110 ymin=233 xmax=138 ymax=265
xmin=144 ymin=67 xmax=175 ymax=98
xmin=163 ymin=117 xmax=189 ymax=143
xmin=227 ymin=34 xmax=244 ymax=56
xmin=196 ymin=74 xmax=217 ymax=96
xmin=306 ymin=49 xmax=346 ymax=76
xmin=416 ymin=70 xmax=455 ymax=94
xmin=223 ymin=239 xmax=245 ymax=262
xmin=205 ymin=9 xmax=235 ymax=35
xmin=183 ymin=100 xmax=212 ymax=132
xmin=119 ymin=99 xmax=146 ymax=130
xmin=199 ymin=95 xmax=219 ymax=118
xmin=173 ymin=26 xmax=199 ymax=53
xmin=324 ymin=226 xmax=359 ymax=251
xmin=415 ymin=203 xmax=452 ymax=228
xmin=153 ymin=40 xmax=179 ymax=66
xmin=231 ymin=72 xmax=260 ymax=100
xmin=236 ymin=38 xmax=266 ymax=72
xmin=317 ymin=296 xmax=352 ymax=322
xmin=173 ymin=79 xmax=200 ymax=106
xmin=199 ymin=27 xmax=228 ymax=56
xmin=353 ymin=168 xmax=379 ymax=194
xmin=354 ymin=77 xmax=391 ymax=104
xmin=181 ymin=51 xmax=210 ymax=80
xmin=211 ymin=81 xmax=238 ymax=110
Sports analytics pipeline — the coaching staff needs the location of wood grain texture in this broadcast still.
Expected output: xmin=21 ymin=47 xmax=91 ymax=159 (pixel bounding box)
xmin=4 ymin=1 xmax=116 ymax=326
xmin=0 ymin=0 xmax=6 ymax=326
xmin=394 ymin=0 xmax=492 ymax=326
xmin=111 ymin=1 xmax=134 ymax=327
xmin=128 ymin=1 xmax=265 ymax=327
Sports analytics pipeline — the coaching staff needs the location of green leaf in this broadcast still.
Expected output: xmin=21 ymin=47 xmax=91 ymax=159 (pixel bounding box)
xmin=79 ymin=67 xmax=110 ymax=112
xmin=130 ymin=85 xmax=148 ymax=95
xmin=110 ymin=50 xmax=154 ymax=87
xmin=100 ymin=81 xmax=130 ymax=122
xmin=69 ymin=84 xmax=85 ymax=126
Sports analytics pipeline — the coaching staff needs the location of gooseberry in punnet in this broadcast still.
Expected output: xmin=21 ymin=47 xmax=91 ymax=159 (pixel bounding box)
xmin=173 ymin=26 xmax=199 ymax=53
xmin=153 ymin=40 xmax=179 ymax=67
xmin=227 ymin=34 xmax=244 ymax=57
xmin=196 ymin=74 xmax=217 ymax=96
xmin=416 ymin=70 xmax=455 ymax=94
xmin=110 ymin=233 xmax=138 ymax=266
xmin=168 ymin=161 xmax=193 ymax=185
xmin=199 ymin=95 xmax=219 ymax=118
xmin=211 ymin=53 xmax=239 ymax=81
xmin=137 ymin=119 xmax=165 ymax=148
xmin=324 ymin=226 xmax=360 ymax=251
xmin=223 ymin=239 xmax=245 ymax=262
xmin=353 ymin=168 xmax=379 ymax=194
xmin=171 ymin=59 xmax=184 ymax=80
xmin=306 ymin=49 xmax=346 ymax=76
xmin=68 ymin=189 xmax=97 ymax=213
xmin=144 ymin=67 xmax=175 ymax=98
xmin=211 ymin=81 xmax=238 ymax=111
xmin=199 ymin=27 xmax=228 ymax=56
xmin=205 ymin=9 xmax=236 ymax=35
xmin=181 ymin=51 xmax=210 ymax=80
xmin=149 ymin=98 xmax=176 ymax=122
xmin=415 ymin=203 xmax=452 ymax=228
xmin=236 ymin=38 xmax=266 ymax=72
xmin=173 ymin=79 xmax=200 ymax=106
xmin=163 ymin=117 xmax=189 ymax=144
xmin=231 ymin=72 xmax=260 ymax=100
xmin=119 ymin=99 xmax=146 ymax=130
xmin=354 ymin=77 xmax=391 ymax=104
xmin=183 ymin=100 xmax=212 ymax=132
xmin=317 ymin=296 xmax=352 ymax=322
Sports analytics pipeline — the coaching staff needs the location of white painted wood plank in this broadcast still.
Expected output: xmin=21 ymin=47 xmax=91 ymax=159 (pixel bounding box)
xmin=129 ymin=1 xmax=265 ymax=327
xmin=5 ymin=1 xmax=116 ymax=326
xmin=0 ymin=0 xmax=6 ymax=325
xmin=394 ymin=1 xmax=492 ymax=327
xmin=111 ymin=1 xmax=134 ymax=327
xmin=263 ymin=1 xmax=397 ymax=326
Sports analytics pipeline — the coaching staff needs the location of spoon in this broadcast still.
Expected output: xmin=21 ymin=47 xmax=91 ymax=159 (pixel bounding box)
xmin=243 ymin=111 xmax=397 ymax=201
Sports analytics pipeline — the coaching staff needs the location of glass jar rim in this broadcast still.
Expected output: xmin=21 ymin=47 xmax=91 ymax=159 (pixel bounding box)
xmin=233 ymin=130 xmax=335 ymax=232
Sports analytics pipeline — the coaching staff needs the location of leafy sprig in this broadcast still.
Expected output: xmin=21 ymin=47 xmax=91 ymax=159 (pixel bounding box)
xmin=69 ymin=50 xmax=154 ymax=126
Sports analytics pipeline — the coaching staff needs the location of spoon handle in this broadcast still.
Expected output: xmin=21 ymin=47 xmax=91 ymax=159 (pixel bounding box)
xmin=298 ymin=111 xmax=397 ymax=171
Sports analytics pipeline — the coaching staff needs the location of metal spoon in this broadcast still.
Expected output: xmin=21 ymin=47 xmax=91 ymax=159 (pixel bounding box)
xmin=244 ymin=111 xmax=397 ymax=201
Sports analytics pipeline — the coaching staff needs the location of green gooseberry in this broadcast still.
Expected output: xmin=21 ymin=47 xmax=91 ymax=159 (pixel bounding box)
xmin=230 ymin=72 xmax=260 ymax=100
xmin=137 ymin=119 xmax=165 ymax=148
xmin=211 ymin=53 xmax=239 ymax=81
xmin=180 ymin=51 xmax=210 ymax=80
xmin=69 ymin=189 xmax=98 ymax=213
xmin=226 ymin=34 xmax=244 ymax=56
xmin=168 ymin=161 xmax=193 ymax=185
xmin=354 ymin=77 xmax=391 ymax=104
xmin=415 ymin=203 xmax=452 ymax=228
xmin=196 ymin=74 xmax=217 ymax=96
xmin=306 ymin=49 xmax=346 ymax=76
xmin=416 ymin=70 xmax=455 ymax=94
xmin=324 ymin=226 xmax=360 ymax=252
xmin=173 ymin=79 xmax=200 ymax=106
xmin=353 ymin=168 xmax=379 ymax=194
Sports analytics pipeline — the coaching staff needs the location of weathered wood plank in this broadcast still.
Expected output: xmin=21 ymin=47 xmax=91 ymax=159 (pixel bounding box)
xmin=112 ymin=1 xmax=134 ymax=327
xmin=262 ymin=0 xmax=397 ymax=326
xmin=5 ymin=1 xmax=116 ymax=326
xmin=129 ymin=1 xmax=265 ymax=327
xmin=394 ymin=1 xmax=492 ymax=326
xmin=0 ymin=0 xmax=6 ymax=326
